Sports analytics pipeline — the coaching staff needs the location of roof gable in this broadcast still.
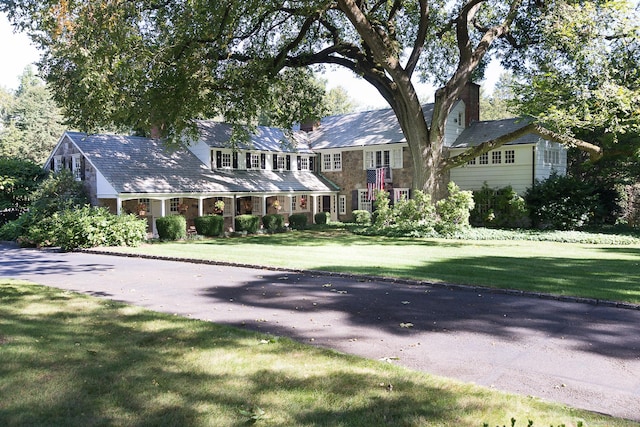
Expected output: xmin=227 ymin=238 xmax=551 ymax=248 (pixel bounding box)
xmin=449 ymin=117 xmax=538 ymax=149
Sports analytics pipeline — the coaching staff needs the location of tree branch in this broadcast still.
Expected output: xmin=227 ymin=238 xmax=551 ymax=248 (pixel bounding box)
xmin=405 ymin=0 xmax=429 ymax=76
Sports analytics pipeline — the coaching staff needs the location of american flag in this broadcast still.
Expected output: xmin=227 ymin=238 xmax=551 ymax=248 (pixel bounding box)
xmin=367 ymin=168 xmax=386 ymax=201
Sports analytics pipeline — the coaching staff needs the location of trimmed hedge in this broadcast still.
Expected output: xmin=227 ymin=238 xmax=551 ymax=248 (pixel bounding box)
xmin=194 ymin=215 xmax=224 ymax=237
xmin=156 ymin=215 xmax=187 ymax=240
xmin=315 ymin=212 xmax=330 ymax=224
xmin=262 ymin=213 xmax=285 ymax=232
xmin=288 ymin=213 xmax=308 ymax=229
xmin=235 ymin=214 xmax=260 ymax=234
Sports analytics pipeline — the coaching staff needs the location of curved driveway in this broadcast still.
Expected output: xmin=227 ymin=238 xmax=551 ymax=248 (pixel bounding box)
xmin=1 ymin=243 xmax=639 ymax=421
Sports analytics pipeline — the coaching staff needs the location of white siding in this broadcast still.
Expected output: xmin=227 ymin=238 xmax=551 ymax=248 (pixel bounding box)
xmin=449 ymin=144 xmax=535 ymax=195
xmin=534 ymin=140 xmax=567 ymax=181
xmin=95 ymin=170 xmax=117 ymax=198
xmin=444 ymin=101 xmax=466 ymax=146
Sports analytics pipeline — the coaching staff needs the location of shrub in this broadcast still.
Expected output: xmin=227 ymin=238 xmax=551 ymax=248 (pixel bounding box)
xmin=156 ymin=215 xmax=187 ymax=240
xmin=372 ymin=190 xmax=393 ymax=228
xmin=471 ymin=184 xmax=530 ymax=228
xmin=352 ymin=210 xmax=372 ymax=225
xmin=314 ymin=211 xmax=330 ymax=224
xmin=262 ymin=213 xmax=285 ymax=232
xmin=235 ymin=214 xmax=260 ymax=233
xmin=394 ymin=190 xmax=437 ymax=229
xmin=29 ymin=169 xmax=89 ymax=218
xmin=194 ymin=215 xmax=224 ymax=237
xmin=436 ymin=182 xmax=475 ymax=234
xmin=525 ymin=173 xmax=600 ymax=230
xmin=288 ymin=213 xmax=308 ymax=229
xmin=15 ymin=206 xmax=146 ymax=250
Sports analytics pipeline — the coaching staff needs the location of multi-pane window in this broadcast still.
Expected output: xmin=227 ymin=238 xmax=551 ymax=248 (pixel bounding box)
xmin=479 ymin=153 xmax=489 ymax=165
xmin=467 ymin=157 xmax=476 ymax=166
xmin=339 ymin=195 xmax=346 ymax=215
xmin=358 ymin=190 xmax=373 ymax=212
xmin=221 ymin=152 xmax=232 ymax=168
xmin=299 ymin=157 xmax=309 ymax=171
xmin=322 ymin=152 xmax=342 ymax=171
xmin=276 ymin=155 xmax=286 ymax=170
xmin=365 ymin=148 xmax=402 ymax=169
xmin=492 ymin=151 xmax=502 ymax=164
xmin=251 ymin=153 xmax=261 ymax=169
xmin=291 ymin=196 xmax=297 ymax=212
xmin=53 ymin=156 xmax=62 ymax=173
xmin=505 ymin=150 xmax=515 ymax=164
xmin=169 ymin=198 xmax=180 ymax=213
xmin=71 ymin=154 xmax=82 ymax=180
xmin=333 ymin=153 xmax=342 ymax=170
xmin=394 ymin=188 xmax=410 ymax=201
xmin=544 ymin=149 xmax=560 ymax=165
xmin=323 ymin=154 xmax=332 ymax=170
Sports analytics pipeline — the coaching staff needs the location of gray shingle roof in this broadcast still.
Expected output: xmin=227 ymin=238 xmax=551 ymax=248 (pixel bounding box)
xmin=449 ymin=117 xmax=538 ymax=148
xmin=309 ymin=104 xmax=435 ymax=149
xmin=66 ymin=132 xmax=337 ymax=195
xmin=197 ymin=120 xmax=313 ymax=154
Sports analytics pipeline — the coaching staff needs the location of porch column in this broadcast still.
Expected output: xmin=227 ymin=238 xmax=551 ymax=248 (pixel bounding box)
xmin=160 ymin=199 xmax=166 ymax=217
xmin=116 ymin=197 xmax=122 ymax=215
xmin=232 ymin=195 xmax=237 ymax=231
xmin=262 ymin=196 xmax=267 ymax=216
xmin=198 ymin=197 xmax=204 ymax=217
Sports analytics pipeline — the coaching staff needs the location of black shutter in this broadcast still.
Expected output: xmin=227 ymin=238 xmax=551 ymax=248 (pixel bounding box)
xmin=273 ymin=154 xmax=278 ymax=170
xmin=351 ymin=190 xmax=359 ymax=212
xmin=49 ymin=158 xmax=54 ymax=171
xmin=286 ymin=155 xmax=291 ymax=171
xmin=232 ymin=152 xmax=238 ymax=169
xmin=260 ymin=153 xmax=266 ymax=169
xmin=310 ymin=157 xmax=315 ymax=172
xmin=216 ymin=151 xmax=222 ymax=169
xmin=246 ymin=153 xmax=251 ymax=169
xmin=297 ymin=156 xmax=302 ymax=170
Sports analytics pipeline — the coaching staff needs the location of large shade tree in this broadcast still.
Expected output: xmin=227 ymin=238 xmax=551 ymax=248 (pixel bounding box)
xmin=2 ymin=0 xmax=632 ymax=196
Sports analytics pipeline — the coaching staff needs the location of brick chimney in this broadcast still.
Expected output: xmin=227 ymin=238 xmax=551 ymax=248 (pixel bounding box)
xmin=459 ymin=82 xmax=480 ymax=126
xmin=300 ymin=119 xmax=320 ymax=132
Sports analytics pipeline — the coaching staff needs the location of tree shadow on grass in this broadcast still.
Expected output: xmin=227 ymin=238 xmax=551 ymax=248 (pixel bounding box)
xmin=0 ymin=282 xmax=515 ymax=427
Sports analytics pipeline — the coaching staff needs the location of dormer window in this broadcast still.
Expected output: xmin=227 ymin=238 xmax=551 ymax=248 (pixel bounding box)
xmin=212 ymin=150 xmax=237 ymax=169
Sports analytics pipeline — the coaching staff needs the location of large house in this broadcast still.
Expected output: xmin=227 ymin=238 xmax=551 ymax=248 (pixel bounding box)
xmin=44 ymin=83 xmax=566 ymax=234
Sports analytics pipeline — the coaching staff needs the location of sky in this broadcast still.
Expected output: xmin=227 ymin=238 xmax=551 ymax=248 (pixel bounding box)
xmin=0 ymin=13 xmax=499 ymax=110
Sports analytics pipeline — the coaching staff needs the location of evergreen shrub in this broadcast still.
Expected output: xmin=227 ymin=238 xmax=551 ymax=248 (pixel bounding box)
xmin=262 ymin=213 xmax=285 ymax=232
xmin=471 ymin=184 xmax=529 ymax=228
xmin=288 ymin=213 xmax=308 ymax=229
xmin=314 ymin=212 xmax=330 ymax=224
xmin=156 ymin=215 xmax=187 ymax=240
xmin=194 ymin=215 xmax=224 ymax=237
xmin=235 ymin=214 xmax=260 ymax=233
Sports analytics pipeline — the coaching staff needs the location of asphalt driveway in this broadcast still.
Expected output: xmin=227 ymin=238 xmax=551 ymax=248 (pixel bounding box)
xmin=1 ymin=242 xmax=639 ymax=421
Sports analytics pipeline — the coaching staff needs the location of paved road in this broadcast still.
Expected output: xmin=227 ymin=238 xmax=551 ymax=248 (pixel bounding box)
xmin=1 ymin=243 xmax=640 ymax=421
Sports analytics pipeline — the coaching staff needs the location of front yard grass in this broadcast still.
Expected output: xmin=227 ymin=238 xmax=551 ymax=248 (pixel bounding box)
xmin=1 ymin=280 xmax=635 ymax=426
xmin=100 ymin=228 xmax=640 ymax=305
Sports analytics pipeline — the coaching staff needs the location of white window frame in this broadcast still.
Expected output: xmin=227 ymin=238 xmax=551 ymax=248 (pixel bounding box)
xmin=364 ymin=147 xmax=403 ymax=169
xmin=299 ymin=156 xmax=309 ymax=171
xmin=505 ymin=150 xmax=515 ymax=164
xmin=544 ymin=148 xmax=560 ymax=165
xmin=251 ymin=153 xmax=261 ymax=169
xmin=339 ymin=195 xmax=346 ymax=215
xmin=492 ymin=151 xmax=502 ymax=164
xmin=53 ymin=155 xmax=62 ymax=173
xmin=169 ymin=198 xmax=180 ymax=213
xmin=467 ymin=157 xmax=476 ymax=166
xmin=276 ymin=155 xmax=286 ymax=170
xmin=394 ymin=188 xmax=410 ymax=201
xmin=322 ymin=152 xmax=342 ymax=171
xmin=71 ymin=154 xmax=82 ymax=180
xmin=479 ymin=153 xmax=489 ymax=165
xmin=358 ymin=189 xmax=373 ymax=212
xmin=221 ymin=152 xmax=232 ymax=168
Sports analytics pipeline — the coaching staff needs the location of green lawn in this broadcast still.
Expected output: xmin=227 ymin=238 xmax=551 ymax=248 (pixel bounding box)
xmin=99 ymin=229 xmax=640 ymax=304
xmin=1 ymin=280 xmax=635 ymax=426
